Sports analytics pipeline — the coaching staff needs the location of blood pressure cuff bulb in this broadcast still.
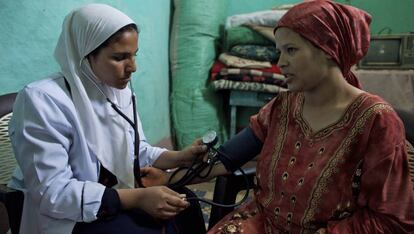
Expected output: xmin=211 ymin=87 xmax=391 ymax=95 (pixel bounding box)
xmin=217 ymin=127 xmax=263 ymax=172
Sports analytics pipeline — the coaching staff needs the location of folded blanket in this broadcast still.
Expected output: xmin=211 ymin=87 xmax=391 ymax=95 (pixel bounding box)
xmin=223 ymin=26 xmax=273 ymax=51
xmin=219 ymin=53 xmax=272 ymax=69
xmin=229 ymin=45 xmax=280 ymax=62
xmin=211 ymin=61 xmax=281 ymax=74
xmin=220 ymin=68 xmax=283 ymax=79
xmin=211 ymin=79 xmax=287 ymax=93
xmin=245 ymin=24 xmax=275 ymax=43
xmin=212 ymin=73 xmax=286 ymax=86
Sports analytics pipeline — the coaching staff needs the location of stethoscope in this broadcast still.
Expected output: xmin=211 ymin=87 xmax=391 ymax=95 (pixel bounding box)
xmin=91 ymin=79 xmax=250 ymax=207
xmin=86 ymin=77 xmax=144 ymax=188
xmin=105 ymin=84 xmax=144 ymax=188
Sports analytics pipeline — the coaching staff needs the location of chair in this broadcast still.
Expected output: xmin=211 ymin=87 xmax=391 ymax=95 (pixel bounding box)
xmin=0 ymin=92 xmax=24 ymax=234
xmin=208 ymin=108 xmax=414 ymax=229
xmin=397 ymin=109 xmax=414 ymax=186
xmin=208 ymin=165 xmax=255 ymax=229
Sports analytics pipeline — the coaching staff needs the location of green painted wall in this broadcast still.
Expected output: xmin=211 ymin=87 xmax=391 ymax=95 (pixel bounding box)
xmin=336 ymin=0 xmax=414 ymax=34
xmin=0 ymin=0 xmax=171 ymax=144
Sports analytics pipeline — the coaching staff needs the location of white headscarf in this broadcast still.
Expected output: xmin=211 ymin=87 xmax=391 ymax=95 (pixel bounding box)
xmin=54 ymin=3 xmax=138 ymax=188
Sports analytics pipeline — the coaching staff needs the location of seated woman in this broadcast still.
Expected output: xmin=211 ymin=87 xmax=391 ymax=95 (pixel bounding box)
xmin=144 ymin=1 xmax=414 ymax=233
xmin=9 ymin=4 xmax=206 ymax=234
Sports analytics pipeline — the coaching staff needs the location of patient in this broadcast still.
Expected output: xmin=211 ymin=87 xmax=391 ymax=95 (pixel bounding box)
xmin=144 ymin=1 xmax=414 ymax=233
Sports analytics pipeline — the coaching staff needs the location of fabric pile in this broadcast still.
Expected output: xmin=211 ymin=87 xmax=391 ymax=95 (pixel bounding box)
xmin=210 ymin=8 xmax=290 ymax=93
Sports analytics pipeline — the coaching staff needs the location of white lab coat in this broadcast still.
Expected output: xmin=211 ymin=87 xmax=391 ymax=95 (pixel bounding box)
xmin=8 ymin=74 xmax=167 ymax=233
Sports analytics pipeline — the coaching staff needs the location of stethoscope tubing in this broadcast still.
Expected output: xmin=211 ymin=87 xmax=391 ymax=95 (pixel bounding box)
xmin=90 ymin=79 xmax=250 ymax=207
xmin=86 ymin=77 xmax=145 ymax=188
xmin=106 ymin=94 xmax=144 ymax=188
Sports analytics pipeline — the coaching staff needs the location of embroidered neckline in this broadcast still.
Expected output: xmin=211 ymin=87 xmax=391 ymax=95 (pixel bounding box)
xmin=294 ymin=92 xmax=368 ymax=139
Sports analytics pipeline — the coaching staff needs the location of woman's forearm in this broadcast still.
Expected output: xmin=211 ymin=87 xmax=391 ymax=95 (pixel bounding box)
xmin=152 ymin=140 xmax=207 ymax=170
xmin=152 ymin=151 xmax=179 ymax=169
xmin=168 ymin=163 xmax=230 ymax=185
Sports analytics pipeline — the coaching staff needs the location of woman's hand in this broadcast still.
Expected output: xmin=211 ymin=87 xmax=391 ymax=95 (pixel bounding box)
xmin=152 ymin=138 xmax=208 ymax=169
xmin=140 ymin=167 xmax=169 ymax=187
xmin=175 ymin=138 xmax=208 ymax=167
xmin=117 ymin=186 xmax=190 ymax=220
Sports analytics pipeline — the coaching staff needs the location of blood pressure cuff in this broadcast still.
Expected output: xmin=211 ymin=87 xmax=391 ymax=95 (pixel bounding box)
xmin=217 ymin=127 xmax=263 ymax=172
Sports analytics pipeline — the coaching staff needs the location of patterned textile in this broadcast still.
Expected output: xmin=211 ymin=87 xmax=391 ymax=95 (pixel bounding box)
xmin=210 ymin=80 xmax=287 ymax=93
xmin=211 ymin=61 xmax=282 ymax=75
xmin=210 ymin=60 xmax=286 ymax=87
xmin=229 ymin=45 xmax=280 ymax=62
xmin=208 ymin=92 xmax=414 ymax=233
xmin=210 ymin=60 xmax=285 ymax=86
xmin=219 ymin=68 xmax=283 ymax=80
xmin=212 ymin=74 xmax=285 ymax=87
xmin=219 ymin=53 xmax=271 ymax=69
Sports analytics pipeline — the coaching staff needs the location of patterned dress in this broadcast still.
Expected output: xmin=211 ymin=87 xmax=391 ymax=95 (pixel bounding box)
xmin=208 ymin=91 xmax=414 ymax=234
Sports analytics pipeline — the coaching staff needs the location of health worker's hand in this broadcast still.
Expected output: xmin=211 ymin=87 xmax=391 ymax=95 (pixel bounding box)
xmin=315 ymin=228 xmax=327 ymax=234
xmin=139 ymin=186 xmax=189 ymax=220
